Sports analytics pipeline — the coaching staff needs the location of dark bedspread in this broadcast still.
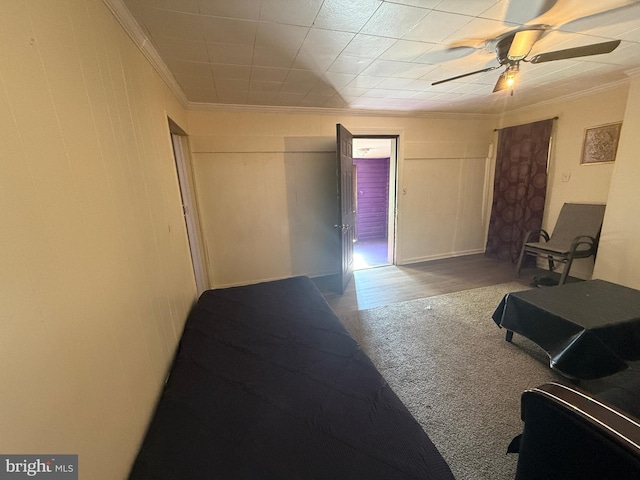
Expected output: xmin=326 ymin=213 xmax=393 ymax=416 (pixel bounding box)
xmin=130 ymin=276 xmax=453 ymax=479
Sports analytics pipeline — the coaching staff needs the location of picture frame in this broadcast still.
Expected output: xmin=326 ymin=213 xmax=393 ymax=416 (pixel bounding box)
xmin=581 ymin=122 xmax=622 ymax=165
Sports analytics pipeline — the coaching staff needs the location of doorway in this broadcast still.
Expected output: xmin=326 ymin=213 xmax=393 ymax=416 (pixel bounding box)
xmin=352 ymin=136 xmax=398 ymax=270
xmin=169 ymin=119 xmax=208 ymax=295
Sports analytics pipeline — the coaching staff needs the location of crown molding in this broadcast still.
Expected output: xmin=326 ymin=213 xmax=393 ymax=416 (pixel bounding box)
xmin=186 ymin=101 xmax=496 ymax=119
xmin=102 ymin=0 xmax=188 ymax=107
xmin=625 ymin=66 xmax=640 ymax=78
xmin=501 ymin=77 xmax=632 ymax=118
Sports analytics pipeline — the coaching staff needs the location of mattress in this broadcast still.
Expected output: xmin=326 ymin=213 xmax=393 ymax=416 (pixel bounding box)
xmin=130 ymin=276 xmax=453 ymax=479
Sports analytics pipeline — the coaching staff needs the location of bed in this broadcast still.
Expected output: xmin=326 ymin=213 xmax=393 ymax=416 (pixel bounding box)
xmin=130 ymin=276 xmax=454 ymax=479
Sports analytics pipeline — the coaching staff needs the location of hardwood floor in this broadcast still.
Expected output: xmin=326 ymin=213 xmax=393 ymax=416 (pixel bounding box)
xmin=313 ymin=254 xmax=547 ymax=318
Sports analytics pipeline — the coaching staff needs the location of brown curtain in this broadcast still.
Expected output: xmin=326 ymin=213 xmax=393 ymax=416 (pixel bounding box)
xmin=485 ymin=118 xmax=554 ymax=264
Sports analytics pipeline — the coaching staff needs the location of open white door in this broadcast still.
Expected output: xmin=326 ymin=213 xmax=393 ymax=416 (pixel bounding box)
xmin=336 ymin=124 xmax=355 ymax=293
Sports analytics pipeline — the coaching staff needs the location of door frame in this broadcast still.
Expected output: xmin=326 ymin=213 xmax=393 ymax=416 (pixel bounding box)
xmin=168 ymin=119 xmax=208 ymax=295
xmin=353 ymin=133 xmax=400 ymax=266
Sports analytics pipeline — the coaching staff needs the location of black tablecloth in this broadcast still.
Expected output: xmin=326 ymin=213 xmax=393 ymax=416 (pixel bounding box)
xmin=492 ymin=280 xmax=640 ymax=379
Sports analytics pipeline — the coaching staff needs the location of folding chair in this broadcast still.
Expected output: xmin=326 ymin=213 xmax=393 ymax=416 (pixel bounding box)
xmin=515 ymin=203 xmax=606 ymax=285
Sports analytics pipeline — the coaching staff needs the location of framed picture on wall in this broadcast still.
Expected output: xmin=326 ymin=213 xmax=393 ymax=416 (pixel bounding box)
xmin=581 ymin=122 xmax=622 ymax=165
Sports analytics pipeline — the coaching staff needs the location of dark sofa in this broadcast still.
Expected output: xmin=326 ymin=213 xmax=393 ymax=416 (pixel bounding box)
xmin=130 ymin=276 xmax=454 ymax=479
xmin=511 ymin=381 xmax=640 ymax=479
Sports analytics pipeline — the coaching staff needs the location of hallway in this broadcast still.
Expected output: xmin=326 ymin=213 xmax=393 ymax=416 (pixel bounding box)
xmin=354 ymin=238 xmax=389 ymax=270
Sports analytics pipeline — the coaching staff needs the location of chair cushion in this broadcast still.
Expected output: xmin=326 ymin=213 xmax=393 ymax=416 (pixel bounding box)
xmin=524 ymin=240 xmax=593 ymax=256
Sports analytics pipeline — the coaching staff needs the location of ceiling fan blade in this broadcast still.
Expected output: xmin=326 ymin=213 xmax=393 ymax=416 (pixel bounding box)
xmin=528 ymin=39 xmax=621 ymax=63
xmin=508 ymin=29 xmax=543 ymax=60
xmin=503 ymin=0 xmax=558 ymax=24
xmin=432 ymin=65 xmax=500 ymax=86
xmin=419 ymin=46 xmax=479 ymax=65
xmin=533 ymin=0 xmax=637 ymax=31
xmin=561 ymin=2 xmax=640 ymax=33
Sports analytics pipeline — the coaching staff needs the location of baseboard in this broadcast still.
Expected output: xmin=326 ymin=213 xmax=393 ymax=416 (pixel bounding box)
xmin=397 ymin=248 xmax=486 ymax=266
xmin=211 ymin=270 xmax=339 ymax=289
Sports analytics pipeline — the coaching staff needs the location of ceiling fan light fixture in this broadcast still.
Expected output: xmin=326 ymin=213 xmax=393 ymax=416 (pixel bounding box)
xmin=493 ymin=63 xmax=520 ymax=93
xmin=505 ymin=63 xmax=520 ymax=87
xmin=505 ymin=64 xmax=519 ymax=87
xmin=508 ymin=29 xmax=543 ymax=61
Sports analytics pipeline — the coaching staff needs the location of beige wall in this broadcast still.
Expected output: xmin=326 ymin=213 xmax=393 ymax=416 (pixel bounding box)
xmin=188 ymin=85 xmax=633 ymax=288
xmin=0 ymin=1 xmax=195 ymax=478
xmin=187 ymin=110 xmax=497 ymax=287
xmin=594 ymin=77 xmax=640 ymax=288
xmin=496 ymin=85 xmax=630 ymax=279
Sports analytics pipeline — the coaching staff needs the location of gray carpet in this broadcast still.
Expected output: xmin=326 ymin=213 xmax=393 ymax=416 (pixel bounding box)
xmin=339 ymin=282 xmax=565 ymax=480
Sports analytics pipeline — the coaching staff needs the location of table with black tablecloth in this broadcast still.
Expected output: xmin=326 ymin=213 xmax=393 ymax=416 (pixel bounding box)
xmin=492 ymin=279 xmax=640 ymax=379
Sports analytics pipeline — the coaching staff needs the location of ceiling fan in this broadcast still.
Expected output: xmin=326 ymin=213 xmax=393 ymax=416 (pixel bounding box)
xmin=432 ymin=27 xmax=621 ymax=93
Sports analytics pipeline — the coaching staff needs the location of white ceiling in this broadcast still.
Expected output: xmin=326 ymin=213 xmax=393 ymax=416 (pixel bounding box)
xmin=354 ymin=138 xmax=393 ymax=158
xmin=120 ymin=0 xmax=640 ymax=114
